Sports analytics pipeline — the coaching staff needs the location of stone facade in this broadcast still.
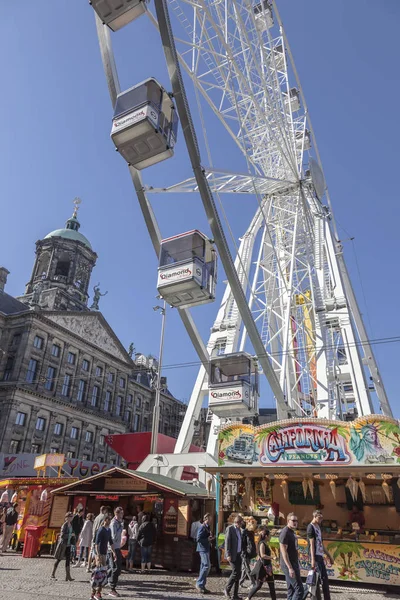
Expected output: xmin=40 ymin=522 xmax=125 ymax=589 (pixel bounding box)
xmin=0 ymin=210 xmax=186 ymax=462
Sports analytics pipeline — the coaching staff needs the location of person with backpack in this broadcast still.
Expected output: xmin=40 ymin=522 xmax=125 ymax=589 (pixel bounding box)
xmin=195 ymin=513 xmax=213 ymax=594
xmin=0 ymin=502 xmax=19 ymax=552
xmin=137 ymin=513 xmax=157 ymax=573
xmin=307 ymin=510 xmax=334 ymax=600
xmin=244 ymin=527 xmax=276 ymax=600
xmin=239 ymin=521 xmax=256 ymax=588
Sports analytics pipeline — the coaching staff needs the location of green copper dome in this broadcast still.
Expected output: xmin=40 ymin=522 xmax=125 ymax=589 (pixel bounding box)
xmin=44 ymin=211 xmax=92 ymax=250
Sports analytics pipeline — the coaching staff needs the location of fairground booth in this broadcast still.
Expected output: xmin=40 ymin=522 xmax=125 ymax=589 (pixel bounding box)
xmin=0 ymin=454 xmax=78 ymax=553
xmin=206 ymin=415 xmax=400 ymax=588
xmin=51 ymin=467 xmax=214 ymax=570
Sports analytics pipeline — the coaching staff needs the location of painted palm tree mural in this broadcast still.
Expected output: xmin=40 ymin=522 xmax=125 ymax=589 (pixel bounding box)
xmin=327 ymin=541 xmax=364 ymax=581
xmin=218 ymin=427 xmax=235 ymax=466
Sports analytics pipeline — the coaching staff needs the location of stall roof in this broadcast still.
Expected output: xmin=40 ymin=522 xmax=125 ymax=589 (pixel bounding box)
xmin=51 ymin=467 xmax=214 ymax=498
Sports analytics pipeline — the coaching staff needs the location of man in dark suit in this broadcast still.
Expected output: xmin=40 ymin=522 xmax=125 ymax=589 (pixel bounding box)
xmin=224 ymin=515 xmax=244 ymax=599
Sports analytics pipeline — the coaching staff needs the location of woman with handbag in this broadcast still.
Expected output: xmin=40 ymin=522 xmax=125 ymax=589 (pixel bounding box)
xmin=245 ymin=527 xmax=276 ymax=600
xmin=51 ymin=512 xmax=76 ymax=581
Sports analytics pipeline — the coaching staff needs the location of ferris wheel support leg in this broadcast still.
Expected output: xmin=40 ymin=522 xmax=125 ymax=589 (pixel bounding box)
xmin=206 ymin=413 xmax=220 ymax=458
xmin=314 ymin=216 xmax=330 ymax=419
xmin=154 ymin=0 xmax=289 ymax=420
xmin=174 ymin=366 xmax=207 ymax=455
xmin=324 ymin=222 xmax=373 ymax=417
xmin=336 ymin=249 xmax=393 ymax=418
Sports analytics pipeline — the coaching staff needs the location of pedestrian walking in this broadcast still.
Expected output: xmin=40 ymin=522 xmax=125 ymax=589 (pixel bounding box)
xmin=90 ymin=555 xmax=108 ymax=600
xmin=127 ymin=516 xmax=138 ymax=571
xmin=88 ymin=505 xmax=109 ymax=572
xmin=95 ymin=515 xmax=116 ymax=568
xmin=307 ymin=510 xmax=334 ymax=600
xmin=51 ymin=512 xmax=76 ymax=581
xmin=244 ymin=527 xmax=276 ymax=600
xmin=223 ymin=515 xmax=244 ymax=600
xmin=137 ymin=514 xmax=156 ymax=573
xmin=108 ymin=506 xmax=124 ymax=597
xmin=0 ymin=502 xmax=19 ymax=552
xmin=239 ymin=520 xmax=256 ymax=588
xmin=74 ymin=512 xmax=94 ymax=568
xmin=279 ymin=512 xmax=305 ymax=600
xmin=71 ymin=507 xmax=84 ymax=563
xmin=190 ymin=514 xmax=202 ymax=574
xmin=190 ymin=516 xmax=202 ymax=542
xmin=195 ymin=513 xmax=213 ymax=594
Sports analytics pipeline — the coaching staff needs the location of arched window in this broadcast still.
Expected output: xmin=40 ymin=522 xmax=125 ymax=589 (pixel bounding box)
xmin=35 ymin=251 xmax=50 ymax=279
xmin=55 ymin=252 xmax=71 ymax=278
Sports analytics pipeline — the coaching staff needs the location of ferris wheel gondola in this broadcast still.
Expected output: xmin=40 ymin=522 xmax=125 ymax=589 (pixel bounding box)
xmin=209 ymin=353 xmax=259 ymax=418
xmin=111 ymin=78 xmax=178 ymax=170
xmin=157 ymin=230 xmax=217 ymax=309
xmin=89 ymin=0 xmax=149 ymax=31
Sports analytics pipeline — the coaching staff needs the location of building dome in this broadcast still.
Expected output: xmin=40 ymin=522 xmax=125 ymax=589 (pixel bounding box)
xmin=43 ymin=213 xmax=92 ymax=250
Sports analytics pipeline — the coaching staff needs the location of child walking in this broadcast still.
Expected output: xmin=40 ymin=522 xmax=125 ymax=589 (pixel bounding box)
xmin=90 ymin=556 xmax=108 ymax=600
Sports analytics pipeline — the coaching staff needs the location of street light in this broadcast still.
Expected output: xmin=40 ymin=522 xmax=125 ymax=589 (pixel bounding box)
xmin=150 ymin=301 xmax=166 ymax=455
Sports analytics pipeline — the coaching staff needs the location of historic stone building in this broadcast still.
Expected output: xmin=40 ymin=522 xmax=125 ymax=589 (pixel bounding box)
xmin=0 ymin=206 xmax=186 ymax=462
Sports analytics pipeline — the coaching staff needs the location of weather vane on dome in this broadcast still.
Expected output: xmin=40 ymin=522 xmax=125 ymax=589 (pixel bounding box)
xmin=72 ymin=197 xmax=82 ymax=218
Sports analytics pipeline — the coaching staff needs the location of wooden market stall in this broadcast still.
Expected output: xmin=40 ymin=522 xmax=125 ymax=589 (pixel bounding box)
xmin=51 ymin=466 xmax=215 ymax=571
xmin=208 ymin=415 xmax=400 ymax=588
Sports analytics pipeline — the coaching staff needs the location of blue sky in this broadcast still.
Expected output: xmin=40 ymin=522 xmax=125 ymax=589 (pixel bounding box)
xmin=1 ymin=1 xmax=399 ymax=415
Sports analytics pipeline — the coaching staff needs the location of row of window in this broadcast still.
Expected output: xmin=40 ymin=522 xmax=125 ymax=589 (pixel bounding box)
xmin=15 ymin=412 xmax=107 ymax=443
xmin=32 ymin=337 xmax=126 ymax=387
xmin=9 ymin=438 xmax=113 ymax=462
xmin=26 ymin=359 xmax=139 ymax=412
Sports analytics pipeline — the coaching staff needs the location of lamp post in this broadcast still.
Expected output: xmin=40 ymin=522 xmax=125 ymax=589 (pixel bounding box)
xmin=150 ymin=301 xmax=166 ymax=455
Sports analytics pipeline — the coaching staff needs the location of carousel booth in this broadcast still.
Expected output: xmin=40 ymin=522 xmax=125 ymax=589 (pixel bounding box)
xmin=51 ymin=467 xmax=214 ymax=570
xmin=209 ymin=415 xmax=400 ymax=588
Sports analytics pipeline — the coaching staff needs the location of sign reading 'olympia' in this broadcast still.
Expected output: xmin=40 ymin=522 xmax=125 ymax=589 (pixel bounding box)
xmin=217 ymin=416 xmax=400 ymax=467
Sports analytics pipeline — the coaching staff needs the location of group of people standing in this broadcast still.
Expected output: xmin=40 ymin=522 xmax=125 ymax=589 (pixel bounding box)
xmin=52 ymin=505 xmax=157 ymax=599
xmin=194 ymin=510 xmax=333 ymax=600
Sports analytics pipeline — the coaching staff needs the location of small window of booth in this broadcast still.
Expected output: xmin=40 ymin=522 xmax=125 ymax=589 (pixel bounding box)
xmin=51 ymin=467 xmax=215 ymax=571
xmin=207 ymin=416 xmax=400 ymax=588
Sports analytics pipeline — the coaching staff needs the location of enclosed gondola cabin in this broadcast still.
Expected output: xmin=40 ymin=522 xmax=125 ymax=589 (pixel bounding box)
xmin=284 ymin=87 xmax=300 ymax=113
xmin=157 ymin=230 xmax=217 ymax=309
xmin=208 ymin=352 xmax=259 ymax=418
xmin=90 ymin=0 xmax=148 ymax=32
xmin=295 ymin=129 xmax=311 ymax=151
xmin=111 ymin=78 xmax=178 ymax=170
xmin=253 ymin=1 xmax=274 ymax=31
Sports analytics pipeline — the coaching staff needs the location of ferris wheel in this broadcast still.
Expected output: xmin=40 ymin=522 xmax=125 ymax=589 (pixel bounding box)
xmin=89 ymin=0 xmax=393 ymax=458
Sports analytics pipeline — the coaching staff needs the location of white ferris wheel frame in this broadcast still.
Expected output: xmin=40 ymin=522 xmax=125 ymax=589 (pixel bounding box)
xmin=93 ymin=0 xmax=392 ymax=462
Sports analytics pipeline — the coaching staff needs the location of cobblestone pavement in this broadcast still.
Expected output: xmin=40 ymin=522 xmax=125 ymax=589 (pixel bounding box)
xmin=0 ymin=553 xmax=398 ymax=600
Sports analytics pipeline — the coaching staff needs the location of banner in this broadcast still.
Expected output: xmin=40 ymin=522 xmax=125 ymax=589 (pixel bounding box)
xmin=0 ymin=453 xmax=113 ymax=479
xmin=218 ymin=416 xmax=400 ymax=468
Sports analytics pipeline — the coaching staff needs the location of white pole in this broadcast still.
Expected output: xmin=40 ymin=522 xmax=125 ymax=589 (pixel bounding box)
xmin=150 ymin=301 xmax=167 ymax=455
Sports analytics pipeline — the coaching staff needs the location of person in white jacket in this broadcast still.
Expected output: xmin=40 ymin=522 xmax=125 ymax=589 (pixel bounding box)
xmin=127 ymin=516 xmax=139 ymax=571
xmin=74 ymin=513 xmax=94 ymax=567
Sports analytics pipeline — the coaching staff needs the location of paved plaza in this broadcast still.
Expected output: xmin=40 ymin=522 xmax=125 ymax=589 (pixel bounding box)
xmin=0 ymin=553 xmax=398 ymax=600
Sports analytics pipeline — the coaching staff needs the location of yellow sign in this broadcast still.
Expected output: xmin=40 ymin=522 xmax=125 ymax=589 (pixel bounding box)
xmin=34 ymin=455 xmax=46 ymax=469
xmin=34 ymin=454 xmax=65 ymax=470
xmin=104 ymin=477 xmax=147 ymax=491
